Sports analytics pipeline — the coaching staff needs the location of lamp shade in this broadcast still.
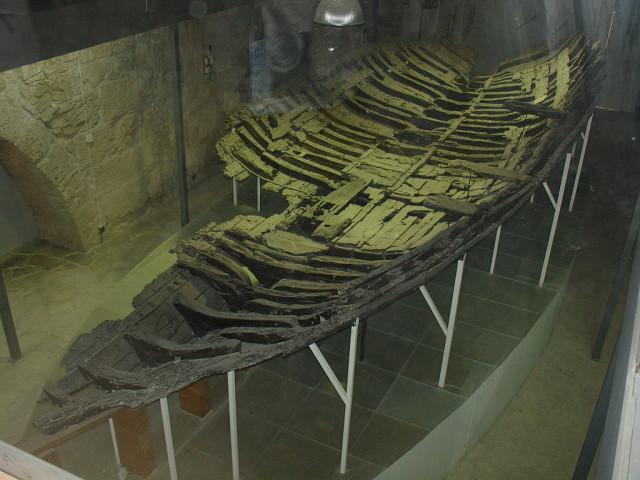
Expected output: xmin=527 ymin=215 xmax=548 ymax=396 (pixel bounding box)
xmin=314 ymin=0 xmax=364 ymax=26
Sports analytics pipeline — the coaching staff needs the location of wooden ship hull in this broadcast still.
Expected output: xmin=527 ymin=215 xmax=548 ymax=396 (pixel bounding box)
xmin=34 ymin=34 xmax=603 ymax=434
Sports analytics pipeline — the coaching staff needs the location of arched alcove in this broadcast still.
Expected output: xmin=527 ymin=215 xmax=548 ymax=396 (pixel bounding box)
xmin=0 ymin=139 xmax=84 ymax=251
xmin=0 ymin=163 xmax=38 ymax=256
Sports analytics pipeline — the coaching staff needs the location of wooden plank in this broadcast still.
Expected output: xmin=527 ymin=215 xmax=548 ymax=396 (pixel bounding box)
xmin=261 ymin=230 xmax=328 ymax=255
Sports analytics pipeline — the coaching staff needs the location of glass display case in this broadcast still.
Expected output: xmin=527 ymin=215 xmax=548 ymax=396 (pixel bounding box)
xmin=0 ymin=1 xmax=638 ymax=479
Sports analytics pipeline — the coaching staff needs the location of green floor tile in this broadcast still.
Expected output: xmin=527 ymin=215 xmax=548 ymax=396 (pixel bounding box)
xmin=350 ymin=413 xmax=428 ymax=467
xmin=248 ymin=429 xmax=340 ymax=480
xmin=378 ymin=377 xmax=464 ymax=430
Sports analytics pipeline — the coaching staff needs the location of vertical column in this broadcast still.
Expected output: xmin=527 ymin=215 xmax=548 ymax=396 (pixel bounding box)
xmin=257 ymin=177 xmax=261 ymax=211
xmin=340 ymin=318 xmax=360 ymax=474
xmin=439 ymin=256 xmax=465 ymax=388
xmin=108 ymin=418 xmax=121 ymax=466
xmin=233 ymin=178 xmax=238 ymax=206
xmin=228 ymin=371 xmax=240 ymax=480
xmin=160 ymin=397 xmax=178 ymax=480
xmin=112 ymin=406 xmax=156 ymax=478
xmin=0 ymin=270 xmax=21 ymax=361
xmin=171 ymin=23 xmax=189 ymax=226
xmin=179 ymin=378 xmax=211 ymax=417
xmin=490 ymin=225 xmax=502 ymax=274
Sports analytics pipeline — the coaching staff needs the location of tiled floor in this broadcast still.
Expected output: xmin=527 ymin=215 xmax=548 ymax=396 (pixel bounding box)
xmin=1 ymin=109 xmax=637 ymax=480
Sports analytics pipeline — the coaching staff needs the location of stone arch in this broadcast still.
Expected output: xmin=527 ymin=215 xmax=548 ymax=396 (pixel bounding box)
xmin=0 ymin=139 xmax=84 ymax=250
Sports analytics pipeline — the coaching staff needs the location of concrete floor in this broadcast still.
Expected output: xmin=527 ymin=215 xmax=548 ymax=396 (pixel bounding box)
xmin=0 ymin=109 xmax=638 ymax=480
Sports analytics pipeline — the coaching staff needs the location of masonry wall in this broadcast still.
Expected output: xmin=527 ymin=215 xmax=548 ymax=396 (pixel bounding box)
xmin=0 ymin=5 xmax=251 ymax=251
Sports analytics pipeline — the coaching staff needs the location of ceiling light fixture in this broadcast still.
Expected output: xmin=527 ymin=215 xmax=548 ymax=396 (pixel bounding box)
xmin=314 ymin=0 xmax=364 ymax=26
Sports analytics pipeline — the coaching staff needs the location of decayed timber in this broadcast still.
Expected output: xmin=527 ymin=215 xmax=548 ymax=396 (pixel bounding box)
xmin=34 ymin=34 xmax=603 ymax=434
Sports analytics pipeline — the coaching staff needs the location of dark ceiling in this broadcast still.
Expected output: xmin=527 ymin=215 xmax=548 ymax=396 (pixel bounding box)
xmin=0 ymin=0 xmax=251 ymax=72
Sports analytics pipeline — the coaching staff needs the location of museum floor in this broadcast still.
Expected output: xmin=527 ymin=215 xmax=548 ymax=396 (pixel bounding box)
xmin=0 ymin=108 xmax=638 ymax=480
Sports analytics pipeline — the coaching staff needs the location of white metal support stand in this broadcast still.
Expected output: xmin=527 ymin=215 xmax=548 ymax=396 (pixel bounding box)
xmin=227 ymin=371 xmax=240 ymax=480
xmin=538 ymin=151 xmax=573 ymax=287
xmin=160 ymin=397 xmax=179 ymax=480
xmin=232 ymin=177 xmax=262 ymax=211
xmin=233 ymin=178 xmax=238 ymax=206
xmin=418 ymin=255 xmax=466 ymax=387
xmin=568 ymin=114 xmax=593 ymax=212
xmin=490 ymin=225 xmax=502 ymax=274
xmin=108 ymin=418 xmax=121 ymax=466
xmin=309 ymin=318 xmax=360 ymax=474
xmin=257 ymin=178 xmax=262 ymax=211
xmin=225 ymin=322 xmax=358 ymax=477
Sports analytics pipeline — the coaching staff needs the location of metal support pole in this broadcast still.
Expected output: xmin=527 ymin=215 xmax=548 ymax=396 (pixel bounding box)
xmin=539 ymin=152 xmax=572 ymax=287
xmin=0 ymin=270 xmax=21 ymax=361
xmin=160 ymin=397 xmax=178 ymax=480
xmin=568 ymin=114 xmax=593 ymax=212
xmin=309 ymin=344 xmax=347 ymax=403
xmin=108 ymin=418 xmax=121 ymax=466
xmin=171 ymin=23 xmax=190 ymax=226
xmin=228 ymin=371 xmax=240 ymax=480
xmin=309 ymin=319 xmax=359 ymax=474
xmin=418 ymin=256 xmax=466 ymax=388
xmin=341 ymin=318 xmax=359 ymax=474
xmin=257 ymin=177 xmax=261 ymax=211
xmin=233 ymin=178 xmax=238 ymax=206
xmin=490 ymin=225 xmax=502 ymax=274
xmin=439 ymin=256 xmax=465 ymax=387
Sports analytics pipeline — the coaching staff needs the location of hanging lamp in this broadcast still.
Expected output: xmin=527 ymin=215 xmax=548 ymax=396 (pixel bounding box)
xmin=314 ymin=0 xmax=364 ymax=26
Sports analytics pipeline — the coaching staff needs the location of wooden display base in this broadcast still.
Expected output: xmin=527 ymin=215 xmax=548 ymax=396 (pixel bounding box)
xmin=112 ymin=406 xmax=155 ymax=478
xmin=179 ymin=378 xmax=211 ymax=417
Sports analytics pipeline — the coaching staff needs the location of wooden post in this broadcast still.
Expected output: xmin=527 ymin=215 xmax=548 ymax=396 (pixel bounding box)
xmin=112 ymin=406 xmax=155 ymax=478
xmin=179 ymin=378 xmax=211 ymax=417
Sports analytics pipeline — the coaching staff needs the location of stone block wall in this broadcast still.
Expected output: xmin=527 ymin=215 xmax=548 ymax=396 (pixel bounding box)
xmin=0 ymin=5 xmax=251 ymax=251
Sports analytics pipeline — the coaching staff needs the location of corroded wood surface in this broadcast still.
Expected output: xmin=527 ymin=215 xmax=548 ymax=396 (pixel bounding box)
xmin=34 ymin=34 xmax=603 ymax=435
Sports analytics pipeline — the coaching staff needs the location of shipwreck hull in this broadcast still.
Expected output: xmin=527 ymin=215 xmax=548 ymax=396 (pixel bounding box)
xmin=34 ymin=34 xmax=603 ymax=434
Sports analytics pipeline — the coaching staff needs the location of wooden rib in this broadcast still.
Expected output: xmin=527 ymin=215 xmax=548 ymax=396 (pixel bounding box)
xmin=174 ymin=294 xmax=299 ymax=335
xmin=77 ymin=362 xmax=150 ymax=391
xmin=125 ymin=333 xmax=241 ymax=364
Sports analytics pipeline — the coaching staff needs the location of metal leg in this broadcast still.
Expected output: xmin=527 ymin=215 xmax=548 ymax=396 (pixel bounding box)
xmin=228 ymin=371 xmax=240 ymax=480
xmin=530 ymin=193 xmax=535 ymax=203
xmin=569 ymin=114 xmax=593 ymax=212
xmin=233 ymin=178 xmax=238 ymax=206
xmin=539 ymin=152 xmax=572 ymax=287
xmin=108 ymin=418 xmax=121 ymax=466
xmin=341 ymin=319 xmax=359 ymax=474
xmin=308 ymin=318 xmax=360 ymax=474
xmin=490 ymin=225 xmax=502 ymax=274
xmin=160 ymin=397 xmax=178 ymax=480
xmin=439 ymin=256 xmax=465 ymax=387
xmin=257 ymin=177 xmax=261 ymax=211
xmin=419 ymin=256 xmax=466 ymax=388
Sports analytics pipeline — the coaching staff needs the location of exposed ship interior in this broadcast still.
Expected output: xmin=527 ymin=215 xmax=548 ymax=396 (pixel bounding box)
xmin=0 ymin=1 xmax=639 ymax=480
